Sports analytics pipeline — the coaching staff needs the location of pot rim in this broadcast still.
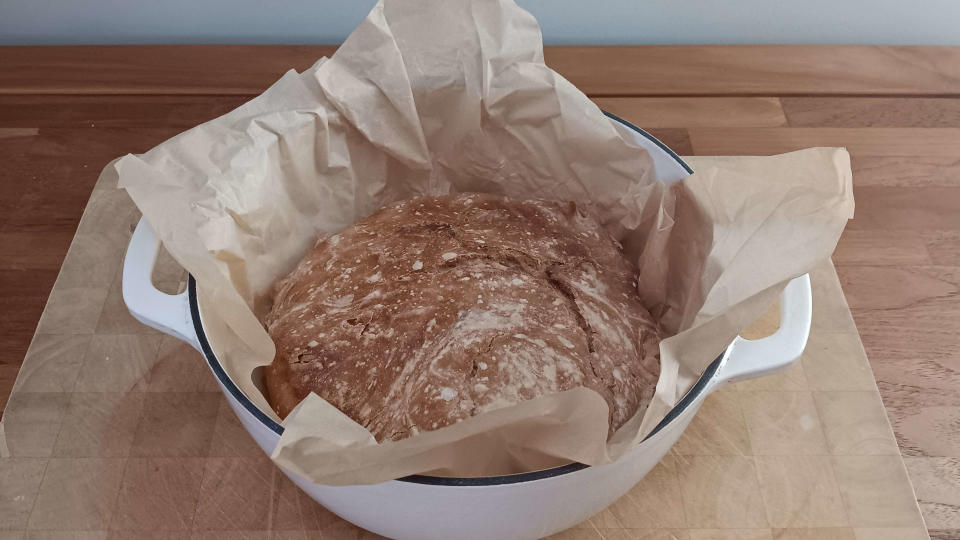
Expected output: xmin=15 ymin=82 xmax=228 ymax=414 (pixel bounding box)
xmin=187 ymin=114 xmax=715 ymax=487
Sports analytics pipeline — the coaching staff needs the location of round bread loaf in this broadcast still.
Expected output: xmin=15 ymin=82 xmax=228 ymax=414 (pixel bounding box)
xmin=263 ymin=193 xmax=660 ymax=442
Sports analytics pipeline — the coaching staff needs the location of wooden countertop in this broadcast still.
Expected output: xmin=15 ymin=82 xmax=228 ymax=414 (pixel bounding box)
xmin=1 ymin=45 xmax=958 ymax=538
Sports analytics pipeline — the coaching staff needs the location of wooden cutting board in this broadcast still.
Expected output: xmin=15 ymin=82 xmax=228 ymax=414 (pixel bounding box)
xmin=0 ymin=172 xmax=927 ymax=539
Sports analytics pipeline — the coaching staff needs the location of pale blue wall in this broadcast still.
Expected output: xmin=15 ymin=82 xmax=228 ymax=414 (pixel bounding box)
xmin=2 ymin=0 xmax=959 ymax=46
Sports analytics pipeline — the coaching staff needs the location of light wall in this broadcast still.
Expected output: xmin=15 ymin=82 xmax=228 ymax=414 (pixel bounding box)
xmin=2 ymin=0 xmax=959 ymax=45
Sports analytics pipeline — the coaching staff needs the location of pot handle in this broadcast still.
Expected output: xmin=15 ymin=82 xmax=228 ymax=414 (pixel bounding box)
xmin=122 ymin=217 xmax=201 ymax=351
xmin=717 ymin=274 xmax=813 ymax=385
xmin=123 ymin=216 xmax=813 ymax=382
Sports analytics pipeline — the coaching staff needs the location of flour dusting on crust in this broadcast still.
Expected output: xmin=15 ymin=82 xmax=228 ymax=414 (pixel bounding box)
xmin=263 ymin=193 xmax=661 ymax=442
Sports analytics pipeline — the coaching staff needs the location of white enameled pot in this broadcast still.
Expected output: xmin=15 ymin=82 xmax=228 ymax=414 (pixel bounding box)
xmin=122 ymin=114 xmax=813 ymax=540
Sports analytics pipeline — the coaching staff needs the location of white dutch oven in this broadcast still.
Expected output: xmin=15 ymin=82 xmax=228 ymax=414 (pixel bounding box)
xmin=122 ymin=113 xmax=812 ymax=540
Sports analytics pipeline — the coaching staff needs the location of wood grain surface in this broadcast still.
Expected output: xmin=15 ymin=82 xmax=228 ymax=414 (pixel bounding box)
xmin=0 ymin=45 xmax=336 ymax=95
xmin=1 ymin=44 xmax=958 ymax=538
xmin=688 ymin=127 xmax=960 ymax=157
xmin=0 ymin=95 xmax=251 ymax=128
xmin=592 ymin=97 xmax=787 ymax=127
xmin=781 ymin=97 xmax=960 ymax=128
xmin=3 ymin=45 xmax=960 ymax=96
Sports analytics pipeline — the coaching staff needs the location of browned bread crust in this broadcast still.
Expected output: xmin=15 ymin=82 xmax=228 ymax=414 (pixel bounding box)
xmin=264 ymin=193 xmax=660 ymax=442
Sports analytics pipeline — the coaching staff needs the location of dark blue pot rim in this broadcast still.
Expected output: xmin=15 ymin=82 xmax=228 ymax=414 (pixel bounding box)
xmin=188 ymin=113 xmax=715 ymax=487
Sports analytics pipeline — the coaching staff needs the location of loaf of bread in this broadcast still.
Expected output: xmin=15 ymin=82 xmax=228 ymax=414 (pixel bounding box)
xmin=263 ymin=193 xmax=660 ymax=442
